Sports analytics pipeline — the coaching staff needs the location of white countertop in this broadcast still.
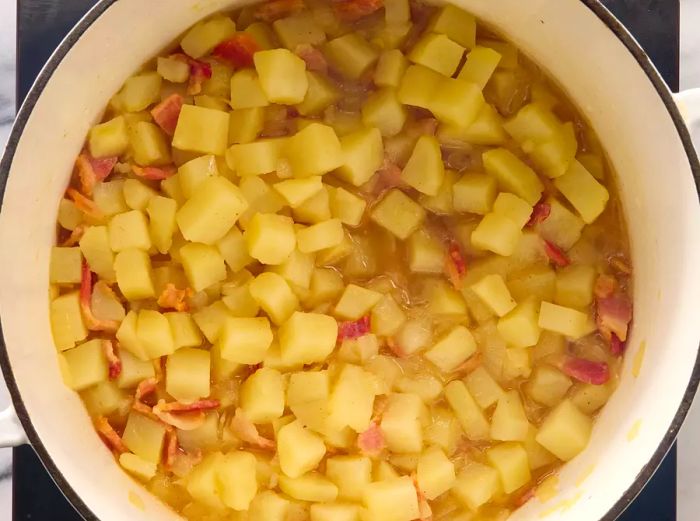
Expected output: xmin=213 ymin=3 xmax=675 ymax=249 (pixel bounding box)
xmin=0 ymin=1 xmax=699 ymax=519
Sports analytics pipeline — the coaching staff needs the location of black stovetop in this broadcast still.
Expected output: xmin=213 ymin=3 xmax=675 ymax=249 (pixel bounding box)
xmin=13 ymin=0 xmax=679 ymax=519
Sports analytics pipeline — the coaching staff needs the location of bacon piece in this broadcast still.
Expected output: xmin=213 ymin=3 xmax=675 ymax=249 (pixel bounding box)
xmin=135 ymin=377 xmax=158 ymax=402
xmin=158 ymin=399 xmax=220 ymax=413
xmin=543 ymin=240 xmax=570 ymax=267
xmin=75 ymin=153 xmax=117 ymax=196
xmin=444 ymin=240 xmax=467 ymax=290
xmin=594 ymin=274 xmax=617 ymax=299
xmin=254 ymin=0 xmax=304 ymax=21
xmin=338 ymin=316 xmax=371 ymax=341
xmin=527 ymin=201 xmax=551 ymax=227
xmin=333 ymin=0 xmax=383 ymax=21
xmin=60 ymin=224 xmax=86 ymax=247
xmin=230 ymin=408 xmax=276 ymax=450
xmin=561 ymin=356 xmax=610 ymax=385
xmin=79 ymin=260 xmax=120 ymax=332
xmin=132 ymin=165 xmax=177 ymax=181
xmin=66 ymin=188 xmax=103 ymax=221
xmin=411 ymin=473 xmax=433 ymax=521
xmin=295 ymin=44 xmax=328 ymax=73
xmin=157 ymin=283 xmax=193 ymax=312
xmin=103 ymin=340 xmax=122 ymax=380
xmin=163 ymin=428 xmax=179 ymax=468
xmin=357 ymin=422 xmax=385 ymax=457
xmin=596 ymin=293 xmax=633 ymax=342
xmin=153 ymin=400 xmax=207 ymax=431
xmin=169 ymin=448 xmax=203 ymax=478
xmin=151 ymin=94 xmax=184 ymax=136
xmin=95 ymin=416 xmax=128 ymax=454
xmin=187 ymin=59 xmax=213 ymax=95
xmin=609 ymin=332 xmax=625 ymax=356
xmin=213 ymin=34 xmax=260 ymax=68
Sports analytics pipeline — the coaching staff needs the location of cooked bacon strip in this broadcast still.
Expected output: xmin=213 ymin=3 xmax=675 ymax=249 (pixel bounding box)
xmin=157 ymin=283 xmax=193 ymax=312
xmin=295 ymin=44 xmax=328 ymax=74
xmin=132 ymin=164 xmax=177 ymax=181
xmin=338 ymin=315 xmax=371 ymax=341
xmin=411 ymin=472 xmax=433 ymax=521
xmin=594 ymin=274 xmax=617 ymax=299
xmin=444 ymin=240 xmax=467 ymax=290
xmin=103 ymin=340 xmax=122 ymax=380
xmin=333 ymin=0 xmax=383 ymax=21
xmin=561 ymin=356 xmax=610 ymax=385
xmin=386 ymin=337 xmax=406 ymax=358
xmin=543 ymin=240 xmax=570 ymax=267
xmin=254 ymin=0 xmax=304 ymax=21
xmin=95 ymin=416 xmax=128 ymax=454
xmin=596 ymin=293 xmax=632 ymax=342
xmin=609 ymin=333 xmax=625 ymax=356
xmin=158 ymin=399 xmax=220 ymax=413
xmin=66 ymin=188 xmax=103 ymax=221
xmin=213 ymin=34 xmax=260 ymax=68
xmin=163 ymin=428 xmax=179 ymax=468
xmin=357 ymin=422 xmax=385 ymax=457
xmin=230 ymin=408 xmax=276 ymax=450
xmin=527 ymin=201 xmax=551 ymax=227
xmin=135 ymin=377 xmax=158 ymax=402
xmin=187 ymin=59 xmax=213 ymax=95
xmin=79 ymin=260 xmax=120 ymax=332
xmin=60 ymin=224 xmax=86 ymax=247
xmin=153 ymin=400 xmax=208 ymax=431
xmin=150 ymin=94 xmax=184 ymax=136
xmin=75 ymin=153 xmax=117 ymax=196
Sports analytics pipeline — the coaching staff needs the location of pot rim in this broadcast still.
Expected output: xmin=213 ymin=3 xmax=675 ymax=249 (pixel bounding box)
xmin=0 ymin=1 xmax=697 ymax=520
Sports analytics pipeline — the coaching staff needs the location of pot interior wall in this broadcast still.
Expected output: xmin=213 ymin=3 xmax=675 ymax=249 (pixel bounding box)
xmin=0 ymin=0 xmax=698 ymax=520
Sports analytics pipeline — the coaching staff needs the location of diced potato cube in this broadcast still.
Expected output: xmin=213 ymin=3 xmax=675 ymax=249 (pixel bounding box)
xmin=471 ymin=212 xmax=522 ymax=256
xmin=79 ymin=226 xmax=115 ymax=281
xmin=216 ymin=226 xmax=253 ymax=273
xmin=186 ymin=453 xmax=226 ymax=509
xmin=441 ymin=103 xmax=507 ymax=146
xmin=401 ymin=135 xmax=444 ymax=196
xmin=555 ymin=159 xmax=610 ymax=223
xmin=166 ymin=347 xmax=210 ymax=402
xmin=271 ymin=248 xmax=315 ymax=289
xmin=328 ymin=364 xmax=376 ymax=433
xmin=123 ymin=179 xmax=156 ymax=211
xmin=298 ymin=219 xmax=344 ymax=253
xmin=536 ymin=197 xmax=585 ymax=250
xmin=274 ymin=176 xmax=323 ymax=208
xmin=173 ymin=105 xmax=229 ymax=156
xmin=193 ymin=301 xmax=233 ymax=343
xmin=419 ymin=169 xmax=458 ymax=215
xmin=493 ymin=192 xmax=532 ymax=228
xmin=430 ymin=77 xmax=485 ymax=128
xmin=222 ymin=281 xmax=260 ymax=318
xmin=504 ymin=102 xmax=561 ymax=144
xmin=429 ymin=4 xmax=476 ymax=49
xmin=294 ymin=185 xmax=332 ymax=224
xmin=122 ymin=411 xmax=167 ymax=463
xmin=227 ymin=137 xmax=288 ymax=177
xmin=464 ymin=366 xmax=504 ymax=409
xmin=570 ymin=381 xmax=614 ymax=414
xmin=453 ymin=173 xmax=497 ymax=215
xmin=157 ymin=56 xmax=190 ymax=83
xmin=375 ymin=49 xmax=408 ymax=88
xmin=497 ymin=297 xmax=541 ymax=348
xmin=249 ymin=272 xmax=299 ymax=325
xmin=528 ymin=121 xmax=578 ymax=179
xmin=49 ymin=246 xmax=82 ymax=284
xmin=116 ymin=311 xmax=148 ymax=360
xmin=119 ymin=72 xmax=162 ymax=112
xmin=108 ymin=210 xmax=151 ymax=252
xmin=137 ymin=309 xmax=176 ymax=358
xmin=487 ymin=442 xmax=531 ymax=493
xmin=483 ymin=148 xmax=544 ymax=205
xmin=326 ymin=456 xmax=372 ymax=501
xmin=334 ymin=284 xmax=382 ymax=320
xmin=278 ymin=419 xmax=327 ymax=477
xmin=417 ymin=447 xmax=456 ymax=500
xmin=336 ymin=127 xmax=384 ymax=186
xmin=503 ymin=346 xmax=532 ymax=381
xmin=361 ymin=88 xmax=407 ymax=137
xmin=240 ymin=367 xmax=285 ymax=423
xmin=180 ymin=16 xmax=236 ymax=58
xmin=479 ymin=39 xmax=518 ymax=68
xmin=60 ymin=339 xmax=108 ymax=390
xmin=58 ymin=199 xmax=83 ymax=231
xmin=371 ymin=189 xmax=425 ymax=240
xmin=444 ymin=381 xmax=490 ymax=441
xmin=380 ymin=393 xmax=425 ymax=453
xmin=218 ymin=451 xmax=258 ymax=510
xmin=279 ymin=473 xmax=338 ymax=502
xmin=119 ymin=452 xmax=157 ymax=482
xmin=368 ymin=295 xmax=404 ymax=338
xmin=406 ymin=229 xmax=444 ymax=274
xmin=525 ymin=365 xmax=572 ymax=407
xmin=325 ymin=33 xmax=379 ymax=80
xmin=114 ymin=248 xmax=155 ymax=300
xmin=363 ymin=477 xmax=420 ymax=521
xmin=491 ymin=390 xmax=529 ymax=441
xmin=287 ymin=123 xmax=343 ymax=177
xmin=535 ymin=399 xmax=592 ymax=461
xmin=538 ymin=301 xmax=592 ymax=339
xmin=555 ymin=264 xmax=596 ymax=308
xmin=117 ymin=349 xmax=155 ymax=388
xmin=146 ymin=196 xmax=177 ymax=254
xmin=229 ymin=107 xmax=265 ymax=145
xmin=452 ymin=462 xmax=499 ymax=511
xmin=307 ymin=268 xmax=345 ymax=307
xmin=165 ymin=312 xmax=202 ymax=350
xmin=180 ymin=242 xmax=227 ymax=292
xmin=373 ymin=22 xmax=413 ymax=50
xmin=424 ymin=325 xmax=477 ymax=373
xmin=272 ymin=10 xmax=325 ymax=48
xmin=249 ymin=491 xmax=290 ymax=521
xmin=458 ymin=46 xmax=502 ymax=89
xmin=279 ymin=311 xmax=337 ymax=365
xmin=523 ymin=424 xmax=557 ymax=470
xmin=397 ymin=64 xmax=443 ymax=111
xmin=471 ymin=274 xmax=516 ymax=317
xmin=89 ymin=116 xmax=129 ymax=158
xmin=230 ymin=69 xmax=269 ymax=109
xmin=130 ymin=121 xmax=171 ymax=166
xmin=217 ymin=317 xmax=273 ymax=364
xmin=297 ymin=71 xmax=340 ymax=116
xmin=310 ymin=503 xmax=360 ymax=521
xmin=178 ymin=154 xmax=218 ymax=198
xmin=244 ymin=213 xmax=296 ymax=265
xmin=577 ymin=152 xmax=606 ymax=180
xmin=255 ymin=48 xmax=308 ymax=104
xmin=394 ymin=316 xmax=433 ymax=356
xmin=409 ymin=32 xmax=465 ymax=77
xmin=329 ymin=187 xmax=366 ymax=227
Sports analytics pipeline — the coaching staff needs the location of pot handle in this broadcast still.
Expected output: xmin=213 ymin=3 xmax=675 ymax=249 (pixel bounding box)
xmin=673 ymin=88 xmax=700 ymax=149
xmin=0 ymin=405 xmax=27 ymax=447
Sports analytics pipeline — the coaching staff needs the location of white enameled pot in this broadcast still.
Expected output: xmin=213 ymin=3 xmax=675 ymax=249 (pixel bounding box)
xmin=0 ymin=0 xmax=699 ymax=519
